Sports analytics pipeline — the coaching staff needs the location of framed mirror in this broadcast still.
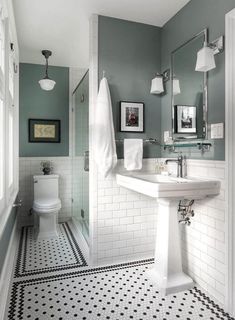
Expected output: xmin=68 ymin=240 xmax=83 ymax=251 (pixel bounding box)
xmin=171 ymin=29 xmax=208 ymax=141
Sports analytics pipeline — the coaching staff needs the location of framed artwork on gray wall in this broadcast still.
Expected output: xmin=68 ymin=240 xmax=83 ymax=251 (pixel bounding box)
xmin=28 ymin=119 xmax=61 ymax=143
xmin=120 ymin=101 xmax=145 ymax=132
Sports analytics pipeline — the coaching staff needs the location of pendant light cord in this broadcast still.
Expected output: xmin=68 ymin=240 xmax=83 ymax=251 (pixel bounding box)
xmin=45 ymin=57 xmax=49 ymax=78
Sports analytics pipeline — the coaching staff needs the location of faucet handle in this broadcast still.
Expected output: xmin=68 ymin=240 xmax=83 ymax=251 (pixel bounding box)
xmin=178 ymin=154 xmax=183 ymax=161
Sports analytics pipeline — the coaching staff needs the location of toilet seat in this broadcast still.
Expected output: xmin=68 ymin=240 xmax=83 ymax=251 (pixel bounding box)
xmin=33 ymin=198 xmax=61 ymax=213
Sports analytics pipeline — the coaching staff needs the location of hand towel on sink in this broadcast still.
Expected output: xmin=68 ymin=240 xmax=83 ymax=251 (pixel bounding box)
xmin=124 ymin=139 xmax=143 ymax=171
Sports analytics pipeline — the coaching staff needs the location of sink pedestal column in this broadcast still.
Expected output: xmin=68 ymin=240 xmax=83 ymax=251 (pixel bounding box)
xmin=147 ymin=199 xmax=194 ymax=295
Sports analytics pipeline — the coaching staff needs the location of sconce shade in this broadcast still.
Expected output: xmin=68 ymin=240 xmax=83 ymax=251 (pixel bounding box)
xmin=195 ymin=43 xmax=216 ymax=72
xmin=150 ymin=76 xmax=164 ymax=94
xmin=39 ymin=78 xmax=56 ymax=91
xmin=173 ymin=78 xmax=181 ymax=95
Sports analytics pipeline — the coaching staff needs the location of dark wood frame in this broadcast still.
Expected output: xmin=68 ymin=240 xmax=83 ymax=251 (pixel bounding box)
xmin=119 ymin=101 xmax=145 ymax=133
xmin=28 ymin=119 xmax=61 ymax=143
xmin=174 ymin=105 xmax=197 ymax=134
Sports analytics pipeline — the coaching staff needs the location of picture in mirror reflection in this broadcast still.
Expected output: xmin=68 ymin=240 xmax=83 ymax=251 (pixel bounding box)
xmin=175 ymin=105 xmax=196 ymax=134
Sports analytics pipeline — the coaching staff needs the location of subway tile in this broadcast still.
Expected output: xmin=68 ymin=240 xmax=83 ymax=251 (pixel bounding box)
xmin=126 ymin=208 xmax=141 ymax=216
xmin=120 ymin=217 xmax=133 ymax=225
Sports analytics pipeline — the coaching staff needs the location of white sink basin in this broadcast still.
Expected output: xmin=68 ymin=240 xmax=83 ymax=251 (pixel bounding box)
xmin=116 ymin=173 xmax=220 ymax=199
xmin=116 ymin=172 xmax=221 ymax=295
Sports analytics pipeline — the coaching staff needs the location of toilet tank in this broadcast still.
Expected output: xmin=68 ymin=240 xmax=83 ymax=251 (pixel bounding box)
xmin=33 ymin=175 xmax=59 ymax=200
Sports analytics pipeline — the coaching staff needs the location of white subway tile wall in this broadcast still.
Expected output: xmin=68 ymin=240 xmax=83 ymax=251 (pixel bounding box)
xmin=18 ymin=157 xmax=72 ymax=226
xmin=91 ymin=158 xmax=158 ymax=266
xmin=18 ymin=154 xmax=226 ymax=306
xmin=90 ymin=158 xmax=226 ymax=306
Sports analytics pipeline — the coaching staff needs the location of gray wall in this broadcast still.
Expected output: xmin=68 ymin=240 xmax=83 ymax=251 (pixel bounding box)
xmin=0 ymin=207 xmax=17 ymax=274
xmin=98 ymin=16 xmax=162 ymax=158
xmin=161 ymin=0 xmax=235 ymax=160
xmin=19 ymin=63 xmax=69 ymax=157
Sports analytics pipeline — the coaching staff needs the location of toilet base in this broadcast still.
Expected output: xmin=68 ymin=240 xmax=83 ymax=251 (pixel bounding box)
xmin=36 ymin=211 xmax=59 ymax=240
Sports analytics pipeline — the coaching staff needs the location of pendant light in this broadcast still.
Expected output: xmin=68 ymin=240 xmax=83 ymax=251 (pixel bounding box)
xmin=39 ymin=50 xmax=56 ymax=91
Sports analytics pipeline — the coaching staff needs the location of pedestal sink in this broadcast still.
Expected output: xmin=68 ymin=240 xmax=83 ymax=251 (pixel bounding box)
xmin=116 ymin=173 xmax=220 ymax=295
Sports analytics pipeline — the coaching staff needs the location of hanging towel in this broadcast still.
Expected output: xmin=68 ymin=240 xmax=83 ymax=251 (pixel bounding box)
xmin=93 ymin=77 xmax=117 ymax=178
xmin=124 ymin=139 xmax=143 ymax=171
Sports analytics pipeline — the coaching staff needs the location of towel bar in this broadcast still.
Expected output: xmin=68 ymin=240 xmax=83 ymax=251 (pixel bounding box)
xmin=115 ymin=138 xmax=159 ymax=145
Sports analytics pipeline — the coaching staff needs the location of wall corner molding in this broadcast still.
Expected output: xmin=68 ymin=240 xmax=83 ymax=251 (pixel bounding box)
xmin=225 ymin=7 xmax=235 ymax=316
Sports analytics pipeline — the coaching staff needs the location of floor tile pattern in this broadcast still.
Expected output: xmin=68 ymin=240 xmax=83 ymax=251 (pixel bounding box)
xmin=7 ymin=259 xmax=234 ymax=320
xmin=5 ymin=222 xmax=234 ymax=320
xmin=14 ymin=223 xmax=87 ymax=278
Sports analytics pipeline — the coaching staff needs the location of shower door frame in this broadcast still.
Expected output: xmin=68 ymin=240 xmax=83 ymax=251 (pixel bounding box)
xmin=70 ymin=69 xmax=90 ymax=246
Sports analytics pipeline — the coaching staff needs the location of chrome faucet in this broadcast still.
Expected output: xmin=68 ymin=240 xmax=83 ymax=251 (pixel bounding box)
xmin=165 ymin=155 xmax=184 ymax=178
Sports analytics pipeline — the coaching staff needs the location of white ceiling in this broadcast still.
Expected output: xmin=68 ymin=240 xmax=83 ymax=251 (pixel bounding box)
xmin=13 ymin=0 xmax=191 ymax=68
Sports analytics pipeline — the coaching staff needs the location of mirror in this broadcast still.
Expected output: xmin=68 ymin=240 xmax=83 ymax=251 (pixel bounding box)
xmin=171 ymin=29 xmax=207 ymax=141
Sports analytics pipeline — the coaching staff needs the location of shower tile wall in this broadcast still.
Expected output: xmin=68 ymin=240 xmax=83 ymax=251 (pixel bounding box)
xmin=18 ymin=157 xmax=72 ymax=226
xmin=92 ymin=158 xmax=226 ymax=306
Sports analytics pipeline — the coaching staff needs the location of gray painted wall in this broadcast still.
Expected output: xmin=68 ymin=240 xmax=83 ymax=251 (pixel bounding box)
xmin=19 ymin=63 xmax=69 ymax=157
xmin=161 ymin=0 xmax=235 ymax=160
xmin=98 ymin=16 xmax=162 ymax=158
xmin=0 ymin=207 xmax=16 ymax=274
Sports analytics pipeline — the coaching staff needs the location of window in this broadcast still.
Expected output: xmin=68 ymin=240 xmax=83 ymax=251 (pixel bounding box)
xmin=9 ymin=48 xmax=13 ymax=98
xmin=8 ymin=44 xmax=15 ymax=192
xmin=0 ymin=98 xmax=4 ymax=212
xmin=0 ymin=7 xmax=4 ymax=213
xmin=0 ymin=2 xmax=19 ymax=218
xmin=0 ymin=13 xmax=5 ymax=75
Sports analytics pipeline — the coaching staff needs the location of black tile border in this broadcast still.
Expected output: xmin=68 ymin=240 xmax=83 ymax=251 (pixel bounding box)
xmin=14 ymin=222 xmax=87 ymax=278
xmin=8 ymin=259 xmax=154 ymax=320
xmin=191 ymin=287 xmax=235 ymax=320
xmin=7 ymin=258 xmax=234 ymax=320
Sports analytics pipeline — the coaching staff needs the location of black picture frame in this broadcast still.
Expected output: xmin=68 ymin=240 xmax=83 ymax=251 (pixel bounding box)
xmin=28 ymin=119 xmax=61 ymax=143
xmin=174 ymin=105 xmax=197 ymax=134
xmin=119 ymin=101 xmax=145 ymax=133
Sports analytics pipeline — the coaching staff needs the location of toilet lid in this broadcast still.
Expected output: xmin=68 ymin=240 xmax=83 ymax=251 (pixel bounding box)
xmin=33 ymin=198 xmax=61 ymax=210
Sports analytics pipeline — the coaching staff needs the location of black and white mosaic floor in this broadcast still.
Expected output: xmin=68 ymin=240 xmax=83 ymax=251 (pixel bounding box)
xmin=14 ymin=222 xmax=87 ymax=278
xmin=5 ymin=223 xmax=235 ymax=320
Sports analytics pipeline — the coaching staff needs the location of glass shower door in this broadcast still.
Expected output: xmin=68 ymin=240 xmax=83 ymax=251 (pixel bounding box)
xmin=72 ymin=71 xmax=89 ymax=243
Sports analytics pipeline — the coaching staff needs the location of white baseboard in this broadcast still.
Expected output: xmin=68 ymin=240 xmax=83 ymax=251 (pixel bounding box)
xmin=0 ymin=218 xmax=19 ymax=320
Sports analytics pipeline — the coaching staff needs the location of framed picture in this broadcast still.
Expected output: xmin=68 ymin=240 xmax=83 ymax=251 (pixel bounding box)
xmin=175 ymin=105 xmax=197 ymax=134
xmin=29 ymin=119 xmax=61 ymax=143
xmin=120 ymin=101 xmax=144 ymax=132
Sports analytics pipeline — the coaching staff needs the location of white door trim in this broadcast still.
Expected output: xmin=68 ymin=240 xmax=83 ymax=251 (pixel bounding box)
xmin=225 ymin=8 xmax=235 ymax=316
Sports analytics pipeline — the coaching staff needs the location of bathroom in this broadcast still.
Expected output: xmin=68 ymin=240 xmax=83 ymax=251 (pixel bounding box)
xmin=0 ymin=0 xmax=235 ymax=319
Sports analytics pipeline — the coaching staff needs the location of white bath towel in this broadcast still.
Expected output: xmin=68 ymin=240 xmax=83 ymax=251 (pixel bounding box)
xmin=124 ymin=139 xmax=143 ymax=171
xmin=93 ymin=77 xmax=117 ymax=178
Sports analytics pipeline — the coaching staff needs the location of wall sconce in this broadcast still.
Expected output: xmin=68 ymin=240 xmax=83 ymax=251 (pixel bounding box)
xmin=150 ymin=69 xmax=170 ymax=95
xmin=39 ymin=50 xmax=56 ymax=91
xmin=173 ymin=77 xmax=181 ymax=95
xmin=195 ymin=36 xmax=224 ymax=72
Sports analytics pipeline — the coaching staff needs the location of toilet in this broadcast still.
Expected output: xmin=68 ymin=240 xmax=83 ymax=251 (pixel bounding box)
xmin=33 ymin=174 xmax=61 ymax=239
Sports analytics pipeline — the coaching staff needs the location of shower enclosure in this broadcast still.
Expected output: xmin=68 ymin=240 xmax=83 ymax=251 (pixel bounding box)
xmin=72 ymin=70 xmax=89 ymax=243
